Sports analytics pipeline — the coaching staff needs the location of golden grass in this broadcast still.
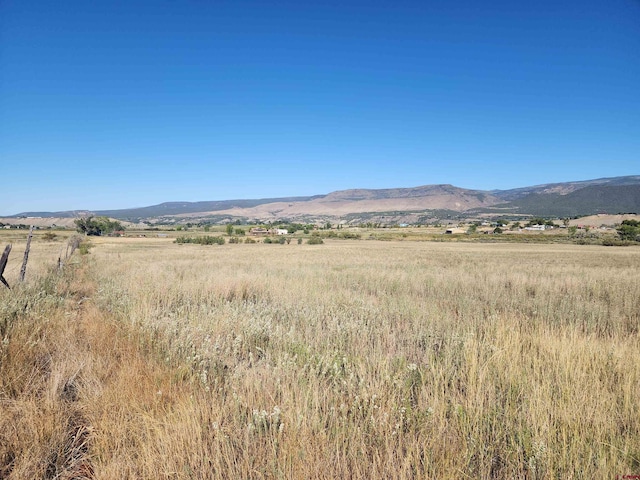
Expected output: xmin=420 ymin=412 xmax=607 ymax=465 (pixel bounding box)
xmin=2 ymin=236 xmax=639 ymax=478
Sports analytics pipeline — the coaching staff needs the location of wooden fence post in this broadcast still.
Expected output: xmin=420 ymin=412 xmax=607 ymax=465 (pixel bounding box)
xmin=0 ymin=244 xmax=11 ymax=289
xmin=19 ymin=225 xmax=34 ymax=282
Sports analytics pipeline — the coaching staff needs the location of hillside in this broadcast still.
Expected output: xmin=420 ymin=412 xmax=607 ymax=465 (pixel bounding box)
xmin=502 ymin=184 xmax=640 ymax=217
xmin=491 ymin=175 xmax=640 ymax=201
xmin=8 ymin=175 xmax=640 ymax=224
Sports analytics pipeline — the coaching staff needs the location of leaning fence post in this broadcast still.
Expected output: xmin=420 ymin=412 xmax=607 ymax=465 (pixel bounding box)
xmin=19 ymin=225 xmax=34 ymax=282
xmin=0 ymin=244 xmax=11 ymax=289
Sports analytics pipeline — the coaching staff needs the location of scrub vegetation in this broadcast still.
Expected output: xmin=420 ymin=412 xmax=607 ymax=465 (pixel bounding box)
xmin=1 ymin=234 xmax=639 ymax=478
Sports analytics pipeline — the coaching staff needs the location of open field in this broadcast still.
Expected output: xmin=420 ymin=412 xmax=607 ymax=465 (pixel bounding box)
xmin=1 ymin=233 xmax=639 ymax=478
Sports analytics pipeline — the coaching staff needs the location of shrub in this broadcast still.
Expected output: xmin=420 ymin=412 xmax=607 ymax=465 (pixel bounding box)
xmin=307 ymin=237 xmax=324 ymax=245
xmin=244 ymin=237 xmax=256 ymax=244
xmin=338 ymin=232 xmax=361 ymax=240
xmin=79 ymin=241 xmax=92 ymax=255
xmin=175 ymin=236 xmax=225 ymax=245
xmin=42 ymin=232 xmax=58 ymax=241
xmin=602 ymin=238 xmax=633 ymax=247
xmin=228 ymin=236 xmax=240 ymax=244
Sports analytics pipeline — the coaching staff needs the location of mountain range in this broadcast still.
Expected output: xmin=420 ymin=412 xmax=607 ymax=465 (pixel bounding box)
xmin=9 ymin=175 xmax=640 ymax=225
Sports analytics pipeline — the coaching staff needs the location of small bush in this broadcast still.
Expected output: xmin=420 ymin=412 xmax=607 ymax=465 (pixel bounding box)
xmin=42 ymin=232 xmax=58 ymax=241
xmin=602 ymin=238 xmax=634 ymax=247
xmin=338 ymin=232 xmax=361 ymax=240
xmin=228 ymin=237 xmax=240 ymax=244
xmin=297 ymin=238 xmax=303 ymax=245
xmin=307 ymin=237 xmax=324 ymax=245
xmin=263 ymin=237 xmax=273 ymax=244
xmin=244 ymin=237 xmax=256 ymax=244
xmin=79 ymin=241 xmax=92 ymax=255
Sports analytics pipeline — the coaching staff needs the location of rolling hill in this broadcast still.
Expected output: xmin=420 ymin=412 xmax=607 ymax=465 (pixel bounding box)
xmin=7 ymin=175 xmax=640 ymax=224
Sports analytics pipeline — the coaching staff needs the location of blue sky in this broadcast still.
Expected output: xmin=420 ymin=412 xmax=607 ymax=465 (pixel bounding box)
xmin=1 ymin=0 xmax=639 ymax=214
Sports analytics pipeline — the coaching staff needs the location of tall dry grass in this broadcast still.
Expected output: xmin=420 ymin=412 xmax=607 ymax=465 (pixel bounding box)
xmin=87 ymin=239 xmax=640 ymax=478
xmin=2 ymin=236 xmax=639 ymax=478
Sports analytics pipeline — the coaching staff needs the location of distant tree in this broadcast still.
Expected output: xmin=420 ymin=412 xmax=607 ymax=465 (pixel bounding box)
xmin=75 ymin=216 xmax=124 ymax=236
xmin=526 ymin=218 xmax=546 ymax=227
xmin=617 ymin=220 xmax=640 ymax=241
xmin=226 ymin=223 xmax=234 ymax=235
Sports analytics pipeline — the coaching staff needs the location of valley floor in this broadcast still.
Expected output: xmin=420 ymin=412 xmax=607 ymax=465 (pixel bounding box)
xmin=1 ymin=237 xmax=639 ymax=478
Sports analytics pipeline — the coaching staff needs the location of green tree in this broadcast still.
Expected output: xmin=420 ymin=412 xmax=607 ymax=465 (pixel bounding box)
xmin=226 ymin=223 xmax=234 ymax=235
xmin=617 ymin=220 xmax=640 ymax=241
xmin=74 ymin=216 xmax=124 ymax=236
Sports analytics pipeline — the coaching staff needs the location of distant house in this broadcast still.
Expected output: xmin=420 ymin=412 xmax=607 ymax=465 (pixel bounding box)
xmin=445 ymin=228 xmax=465 ymax=234
xmin=524 ymin=225 xmax=546 ymax=231
xmin=250 ymin=228 xmax=269 ymax=236
xmin=273 ymin=229 xmax=289 ymax=235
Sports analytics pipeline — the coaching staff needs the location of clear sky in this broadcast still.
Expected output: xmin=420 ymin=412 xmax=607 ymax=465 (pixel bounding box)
xmin=1 ymin=0 xmax=639 ymax=214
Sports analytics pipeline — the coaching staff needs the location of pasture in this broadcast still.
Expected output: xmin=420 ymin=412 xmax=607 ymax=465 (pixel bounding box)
xmin=1 ymin=233 xmax=639 ymax=478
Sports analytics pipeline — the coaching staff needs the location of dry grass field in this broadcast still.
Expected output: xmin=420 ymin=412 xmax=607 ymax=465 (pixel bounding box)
xmin=1 ymin=233 xmax=639 ymax=478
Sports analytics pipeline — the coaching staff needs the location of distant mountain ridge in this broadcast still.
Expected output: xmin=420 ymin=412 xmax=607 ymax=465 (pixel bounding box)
xmin=9 ymin=175 xmax=640 ymax=223
xmin=491 ymin=175 xmax=640 ymax=201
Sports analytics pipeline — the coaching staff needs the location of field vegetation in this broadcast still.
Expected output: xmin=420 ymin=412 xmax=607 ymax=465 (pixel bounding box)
xmin=1 ymin=232 xmax=639 ymax=478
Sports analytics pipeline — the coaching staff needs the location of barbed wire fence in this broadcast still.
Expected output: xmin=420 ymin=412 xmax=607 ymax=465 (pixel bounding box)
xmin=1 ymin=229 xmax=85 ymax=290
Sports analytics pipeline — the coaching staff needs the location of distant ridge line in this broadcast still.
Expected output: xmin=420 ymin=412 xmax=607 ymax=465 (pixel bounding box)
xmin=7 ymin=175 xmax=640 ymax=221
